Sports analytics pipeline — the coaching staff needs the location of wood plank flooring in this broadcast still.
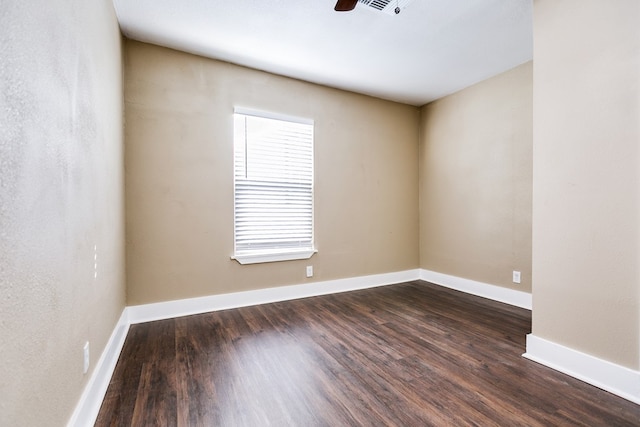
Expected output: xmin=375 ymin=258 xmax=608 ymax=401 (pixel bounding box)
xmin=96 ymin=281 xmax=640 ymax=426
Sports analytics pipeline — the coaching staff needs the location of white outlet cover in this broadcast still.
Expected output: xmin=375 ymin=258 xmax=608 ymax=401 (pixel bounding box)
xmin=83 ymin=342 xmax=90 ymax=374
xmin=512 ymin=271 xmax=521 ymax=284
xmin=306 ymin=266 xmax=313 ymax=278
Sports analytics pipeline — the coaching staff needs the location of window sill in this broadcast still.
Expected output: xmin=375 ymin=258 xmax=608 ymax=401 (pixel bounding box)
xmin=231 ymin=249 xmax=317 ymax=265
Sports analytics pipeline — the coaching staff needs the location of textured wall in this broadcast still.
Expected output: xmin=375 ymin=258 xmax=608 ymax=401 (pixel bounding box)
xmin=124 ymin=40 xmax=420 ymax=305
xmin=419 ymin=62 xmax=533 ymax=292
xmin=0 ymin=0 xmax=125 ymax=424
xmin=532 ymin=0 xmax=639 ymax=369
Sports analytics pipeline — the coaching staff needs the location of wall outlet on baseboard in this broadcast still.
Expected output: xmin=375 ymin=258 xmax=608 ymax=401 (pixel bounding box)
xmin=306 ymin=266 xmax=313 ymax=278
xmin=512 ymin=271 xmax=521 ymax=284
xmin=83 ymin=341 xmax=90 ymax=374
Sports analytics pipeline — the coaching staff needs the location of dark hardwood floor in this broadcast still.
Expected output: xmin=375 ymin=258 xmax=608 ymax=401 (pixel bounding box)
xmin=96 ymin=281 xmax=640 ymax=426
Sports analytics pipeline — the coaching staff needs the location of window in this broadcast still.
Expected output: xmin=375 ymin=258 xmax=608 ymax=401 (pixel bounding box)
xmin=232 ymin=108 xmax=315 ymax=264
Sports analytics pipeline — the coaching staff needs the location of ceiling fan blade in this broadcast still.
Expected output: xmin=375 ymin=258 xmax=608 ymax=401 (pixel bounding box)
xmin=334 ymin=0 xmax=358 ymax=12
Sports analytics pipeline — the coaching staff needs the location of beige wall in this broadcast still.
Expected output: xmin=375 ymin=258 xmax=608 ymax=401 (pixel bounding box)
xmin=419 ymin=62 xmax=533 ymax=292
xmin=532 ymin=0 xmax=639 ymax=369
xmin=124 ymin=40 xmax=420 ymax=305
xmin=0 ymin=0 xmax=125 ymax=425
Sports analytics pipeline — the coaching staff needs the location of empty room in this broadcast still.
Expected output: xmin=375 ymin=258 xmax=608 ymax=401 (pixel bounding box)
xmin=1 ymin=0 xmax=639 ymax=425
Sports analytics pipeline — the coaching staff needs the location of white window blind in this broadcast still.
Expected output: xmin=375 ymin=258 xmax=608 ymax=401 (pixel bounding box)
xmin=233 ymin=109 xmax=315 ymax=264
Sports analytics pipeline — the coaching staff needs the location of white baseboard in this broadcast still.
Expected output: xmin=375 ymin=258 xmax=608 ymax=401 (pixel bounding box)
xmin=524 ymin=334 xmax=640 ymax=405
xmin=420 ymin=269 xmax=532 ymax=310
xmin=127 ymin=269 xmax=421 ymax=324
xmin=66 ymin=309 xmax=130 ymax=427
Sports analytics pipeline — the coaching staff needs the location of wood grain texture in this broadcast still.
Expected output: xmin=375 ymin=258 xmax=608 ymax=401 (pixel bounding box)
xmin=96 ymin=281 xmax=640 ymax=426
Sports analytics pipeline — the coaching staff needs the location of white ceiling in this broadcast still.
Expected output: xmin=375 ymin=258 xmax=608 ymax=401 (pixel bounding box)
xmin=112 ymin=0 xmax=532 ymax=106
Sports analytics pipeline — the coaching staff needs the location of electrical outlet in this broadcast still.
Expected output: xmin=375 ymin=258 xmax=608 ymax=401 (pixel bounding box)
xmin=306 ymin=266 xmax=313 ymax=278
xmin=512 ymin=271 xmax=521 ymax=284
xmin=83 ymin=342 xmax=90 ymax=374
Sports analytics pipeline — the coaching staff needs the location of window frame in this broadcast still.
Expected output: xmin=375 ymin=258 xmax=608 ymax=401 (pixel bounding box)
xmin=231 ymin=107 xmax=317 ymax=265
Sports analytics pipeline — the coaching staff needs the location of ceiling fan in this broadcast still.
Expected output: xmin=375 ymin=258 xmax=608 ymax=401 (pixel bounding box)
xmin=334 ymin=0 xmax=358 ymax=11
xmin=334 ymin=0 xmax=402 ymax=14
